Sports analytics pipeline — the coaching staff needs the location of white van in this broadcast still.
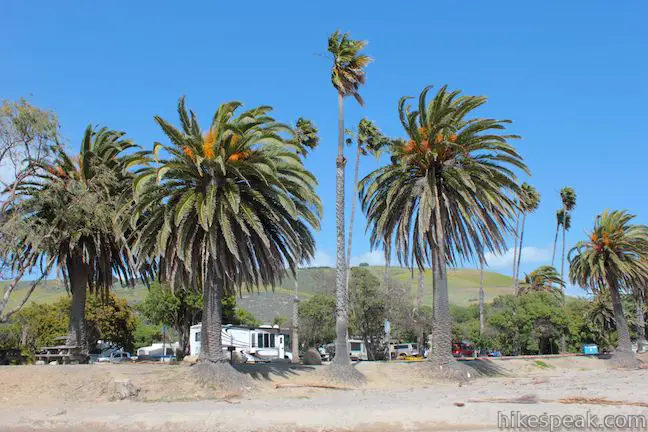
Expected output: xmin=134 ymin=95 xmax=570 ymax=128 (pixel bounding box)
xmin=392 ymin=343 xmax=419 ymax=358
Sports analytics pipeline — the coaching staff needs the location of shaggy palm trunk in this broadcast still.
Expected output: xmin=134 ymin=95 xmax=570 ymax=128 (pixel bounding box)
xmin=66 ymin=257 xmax=88 ymax=352
xmin=551 ymin=220 xmax=560 ymax=266
xmin=344 ymin=144 xmax=362 ymax=293
xmin=479 ymin=264 xmax=485 ymax=335
xmin=199 ymin=281 xmax=227 ymax=364
xmin=511 ymin=212 xmax=520 ymax=290
xmin=636 ymin=296 xmax=647 ymax=352
xmin=514 ymin=213 xmax=527 ymax=294
xmin=292 ymin=273 xmax=300 ymax=364
xmin=194 ymin=274 xmax=247 ymax=387
xmin=608 ymin=278 xmax=637 ymax=366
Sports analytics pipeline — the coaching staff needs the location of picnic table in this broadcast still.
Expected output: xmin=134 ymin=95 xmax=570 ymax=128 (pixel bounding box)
xmin=35 ymin=345 xmax=88 ymax=364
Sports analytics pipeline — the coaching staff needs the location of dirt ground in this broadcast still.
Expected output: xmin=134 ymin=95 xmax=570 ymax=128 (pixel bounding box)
xmin=1 ymin=355 xmax=647 ymax=431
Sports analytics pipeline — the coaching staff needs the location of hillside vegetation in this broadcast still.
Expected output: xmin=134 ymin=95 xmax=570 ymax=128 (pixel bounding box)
xmin=3 ymin=267 xmax=513 ymax=323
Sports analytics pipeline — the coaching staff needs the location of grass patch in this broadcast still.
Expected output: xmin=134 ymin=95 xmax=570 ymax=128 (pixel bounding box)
xmin=534 ymin=360 xmax=553 ymax=369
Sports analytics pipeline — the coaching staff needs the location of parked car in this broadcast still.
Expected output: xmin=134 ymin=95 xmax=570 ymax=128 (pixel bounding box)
xmin=452 ymin=341 xmax=475 ymax=357
xmin=97 ymin=351 xmax=132 ymax=363
xmin=393 ymin=343 xmax=419 ymax=358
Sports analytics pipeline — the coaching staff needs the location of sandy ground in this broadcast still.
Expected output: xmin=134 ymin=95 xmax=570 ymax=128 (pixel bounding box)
xmin=1 ymin=355 xmax=647 ymax=431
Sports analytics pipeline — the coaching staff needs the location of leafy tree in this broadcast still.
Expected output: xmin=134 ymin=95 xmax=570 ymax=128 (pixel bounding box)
xmin=85 ymin=293 xmax=136 ymax=352
xmin=518 ymin=265 xmax=565 ymax=299
xmin=2 ymin=293 xmax=137 ymax=354
xmin=299 ymin=294 xmax=336 ymax=350
xmin=513 ymin=183 xmax=540 ymax=293
xmin=488 ymin=292 xmax=568 ymax=355
xmin=327 ymin=30 xmax=371 ymax=382
xmin=133 ymin=318 xmax=163 ymax=349
xmin=348 ymin=267 xmax=386 ymax=360
xmin=569 ymin=210 xmax=648 ymax=366
xmin=139 ymin=281 xmax=202 ymax=355
xmin=3 ymin=127 xmax=142 ymax=350
xmin=360 ymin=85 xmax=528 ymax=377
xmin=0 ymin=99 xmax=60 ymax=318
xmin=133 ymin=98 xmax=320 ymax=385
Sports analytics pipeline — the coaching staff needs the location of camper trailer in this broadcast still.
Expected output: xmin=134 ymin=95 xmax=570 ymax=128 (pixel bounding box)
xmin=189 ymin=324 xmax=291 ymax=362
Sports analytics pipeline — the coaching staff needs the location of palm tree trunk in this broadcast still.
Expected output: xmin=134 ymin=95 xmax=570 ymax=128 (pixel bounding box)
xmin=479 ymin=263 xmax=485 ymax=335
xmin=636 ymin=296 xmax=647 ymax=352
xmin=560 ymin=216 xmax=566 ymax=285
xmin=195 ymin=271 xmax=246 ymax=387
xmin=551 ymin=220 xmax=560 ymax=266
xmin=607 ymin=278 xmax=637 ymax=366
xmin=514 ymin=213 xmax=527 ymax=294
xmin=511 ymin=211 xmax=520 ymax=290
xmin=429 ymin=176 xmax=462 ymax=377
xmin=199 ymin=280 xmax=228 ymax=363
xmin=383 ymin=245 xmax=391 ymax=359
xmin=66 ymin=257 xmax=88 ymax=352
xmin=333 ymin=91 xmax=351 ymax=366
xmin=417 ymin=268 xmax=424 ymax=354
xmin=344 ymin=144 xmax=362 ymax=293
xmin=292 ymin=271 xmax=300 ymax=363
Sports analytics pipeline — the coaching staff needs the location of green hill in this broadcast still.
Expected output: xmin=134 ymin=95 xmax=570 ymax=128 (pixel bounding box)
xmin=2 ymin=266 xmax=513 ymax=324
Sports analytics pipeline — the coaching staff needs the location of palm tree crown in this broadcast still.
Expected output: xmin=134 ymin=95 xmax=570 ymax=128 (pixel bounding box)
xmin=518 ymin=265 xmax=564 ymax=298
xmin=9 ymin=126 xmax=139 ymax=294
xmin=133 ymin=97 xmax=322 ymax=295
xmin=328 ymin=31 xmax=372 ymax=105
xmin=560 ymin=187 xmax=576 ymax=212
xmin=360 ymin=85 xmax=529 ymax=268
xmin=569 ymin=210 xmax=648 ymax=293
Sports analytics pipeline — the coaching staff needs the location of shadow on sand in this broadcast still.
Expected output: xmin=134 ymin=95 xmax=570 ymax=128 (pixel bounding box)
xmin=233 ymin=361 xmax=316 ymax=381
xmin=460 ymin=359 xmax=510 ymax=377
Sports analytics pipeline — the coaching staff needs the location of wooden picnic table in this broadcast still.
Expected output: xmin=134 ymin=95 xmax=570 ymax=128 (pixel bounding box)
xmin=36 ymin=345 xmax=88 ymax=364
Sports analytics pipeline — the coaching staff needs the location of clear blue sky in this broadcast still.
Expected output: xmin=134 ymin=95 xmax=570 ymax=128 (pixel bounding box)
xmin=3 ymin=1 xmax=647 ymax=295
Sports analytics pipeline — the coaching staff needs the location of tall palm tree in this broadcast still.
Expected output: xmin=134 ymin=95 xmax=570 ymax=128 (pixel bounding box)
xmin=327 ymin=30 xmax=371 ymax=381
xmin=133 ymin=98 xmax=321 ymax=384
xmin=517 ymin=265 xmax=565 ymax=299
xmin=559 ymin=187 xmax=576 ymax=282
xmin=360 ymin=85 xmax=528 ymax=376
xmin=514 ymin=183 xmax=540 ymax=293
xmin=345 ymin=119 xmax=387 ymax=288
xmin=291 ymin=118 xmax=320 ymax=364
xmin=6 ymin=126 xmax=140 ymax=349
xmin=569 ymin=210 xmax=648 ymax=366
xmin=635 ymin=293 xmax=647 ymax=351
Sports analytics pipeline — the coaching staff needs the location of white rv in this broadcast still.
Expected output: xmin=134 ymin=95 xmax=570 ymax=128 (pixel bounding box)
xmin=189 ymin=324 xmax=291 ymax=362
xmin=349 ymin=339 xmax=368 ymax=361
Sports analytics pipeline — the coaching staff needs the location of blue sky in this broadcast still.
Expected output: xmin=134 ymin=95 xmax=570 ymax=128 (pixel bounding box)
xmin=2 ymin=1 xmax=647 ymax=296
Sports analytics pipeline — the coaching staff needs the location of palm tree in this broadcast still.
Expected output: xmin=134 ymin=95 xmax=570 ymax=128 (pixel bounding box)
xmin=291 ymin=118 xmax=320 ymax=364
xmin=360 ymin=85 xmax=528 ymax=376
xmin=133 ymin=98 xmax=321 ymax=384
xmin=635 ymin=293 xmax=647 ymax=351
xmin=6 ymin=126 xmax=140 ymax=350
xmin=517 ymin=265 xmax=565 ymax=299
xmin=559 ymin=187 xmax=576 ymax=282
xmin=345 ymin=119 xmax=387 ymax=288
xmin=327 ymin=30 xmax=371 ymax=381
xmin=569 ymin=210 xmax=648 ymax=366
xmin=514 ymin=183 xmax=540 ymax=293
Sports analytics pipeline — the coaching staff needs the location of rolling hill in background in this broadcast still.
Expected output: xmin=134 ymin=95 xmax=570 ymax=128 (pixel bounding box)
xmin=2 ymin=267 xmax=514 ymax=324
